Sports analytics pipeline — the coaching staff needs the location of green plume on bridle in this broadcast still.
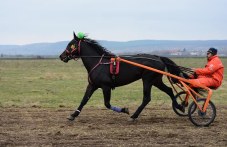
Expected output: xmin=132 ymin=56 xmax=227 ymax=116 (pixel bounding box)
xmin=77 ymin=32 xmax=85 ymax=39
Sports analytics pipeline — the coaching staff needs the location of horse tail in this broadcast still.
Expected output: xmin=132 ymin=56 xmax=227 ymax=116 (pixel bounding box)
xmin=159 ymin=56 xmax=189 ymax=83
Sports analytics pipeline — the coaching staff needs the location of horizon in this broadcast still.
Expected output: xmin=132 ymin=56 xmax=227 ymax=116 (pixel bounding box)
xmin=1 ymin=39 xmax=227 ymax=46
xmin=1 ymin=40 xmax=227 ymax=57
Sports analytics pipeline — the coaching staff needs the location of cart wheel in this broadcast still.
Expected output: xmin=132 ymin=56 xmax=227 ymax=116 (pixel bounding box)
xmin=188 ymin=98 xmax=216 ymax=127
xmin=172 ymin=91 xmax=190 ymax=116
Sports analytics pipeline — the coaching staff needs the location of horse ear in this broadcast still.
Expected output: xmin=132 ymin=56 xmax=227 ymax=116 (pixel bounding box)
xmin=73 ymin=31 xmax=79 ymax=41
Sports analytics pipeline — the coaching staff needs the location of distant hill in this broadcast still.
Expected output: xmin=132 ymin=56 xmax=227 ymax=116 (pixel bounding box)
xmin=0 ymin=40 xmax=227 ymax=56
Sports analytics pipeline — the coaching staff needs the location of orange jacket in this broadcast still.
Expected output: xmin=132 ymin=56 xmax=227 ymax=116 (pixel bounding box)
xmin=195 ymin=55 xmax=224 ymax=88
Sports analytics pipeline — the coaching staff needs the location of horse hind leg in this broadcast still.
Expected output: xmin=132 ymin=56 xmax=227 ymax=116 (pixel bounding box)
xmin=130 ymin=80 xmax=152 ymax=120
xmin=102 ymin=86 xmax=129 ymax=114
xmin=154 ymin=78 xmax=185 ymax=113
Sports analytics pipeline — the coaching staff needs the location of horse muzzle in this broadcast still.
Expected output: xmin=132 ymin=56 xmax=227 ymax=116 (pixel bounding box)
xmin=59 ymin=55 xmax=69 ymax=63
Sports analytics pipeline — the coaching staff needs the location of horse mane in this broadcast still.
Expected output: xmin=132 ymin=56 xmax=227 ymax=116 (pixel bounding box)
xmin=84 ymin=38 xmax=115 ymax=57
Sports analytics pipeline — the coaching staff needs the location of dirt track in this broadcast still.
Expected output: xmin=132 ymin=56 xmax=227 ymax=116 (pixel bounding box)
xmin=1 ymin=106 xmax=227 ymax=147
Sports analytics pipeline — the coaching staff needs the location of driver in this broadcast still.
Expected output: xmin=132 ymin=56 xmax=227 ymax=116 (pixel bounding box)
xmin=189 ymin=48 xmax=224 ymax=89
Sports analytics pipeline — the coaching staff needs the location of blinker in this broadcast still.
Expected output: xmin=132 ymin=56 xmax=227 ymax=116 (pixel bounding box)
xmin=71 ymin=44 xmax=76 ymax=50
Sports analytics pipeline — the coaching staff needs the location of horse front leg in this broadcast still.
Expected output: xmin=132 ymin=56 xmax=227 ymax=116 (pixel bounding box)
xmin=67 ymin=84 xmax=98 ymax=121
xmin=102 ymin=86 xmax=129 ymax=114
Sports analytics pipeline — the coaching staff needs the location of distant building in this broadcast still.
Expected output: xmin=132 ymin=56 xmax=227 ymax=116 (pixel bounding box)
xmin=190 ymin=51 xmax=199 ymax=56
xmin=170 ymin=52 xmax=183 ymax=56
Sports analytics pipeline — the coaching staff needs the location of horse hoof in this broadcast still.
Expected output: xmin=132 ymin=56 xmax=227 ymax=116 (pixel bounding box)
xmin=67 ymin=115 xmax=75 ymax=121
xmin=178 ymin=105 xmax=185 ymax=113
xmin=122 ymin=108 xmax=130 ymax=115
xmin=128 ymin=117 xmax=137 ymax=122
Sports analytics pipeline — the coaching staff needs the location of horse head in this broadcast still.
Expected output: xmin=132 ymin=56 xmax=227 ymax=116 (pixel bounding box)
xmin=59 ymin=32 xmax=85 ymax=62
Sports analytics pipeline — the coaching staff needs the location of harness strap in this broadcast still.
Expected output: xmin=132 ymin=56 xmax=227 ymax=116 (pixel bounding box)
xmin=110 ymin=57 xmax=120 ymax=88
xmin=110 ymin=57 xmax=120 ymax=75
xmin=88 ymin=54 xmax=105 ymax=84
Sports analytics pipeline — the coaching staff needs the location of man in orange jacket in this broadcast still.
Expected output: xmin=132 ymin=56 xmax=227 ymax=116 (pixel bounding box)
xmin=189 ymin=48 xmax=224 ymax=89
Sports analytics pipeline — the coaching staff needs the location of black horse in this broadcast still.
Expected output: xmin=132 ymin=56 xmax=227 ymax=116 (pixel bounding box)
xmin=59 ymin=32 xmax=185 ymax=121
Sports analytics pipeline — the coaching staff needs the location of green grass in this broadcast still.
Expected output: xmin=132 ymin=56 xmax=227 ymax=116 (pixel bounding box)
xmin=0 ymin=58 xmax=227 ymax=108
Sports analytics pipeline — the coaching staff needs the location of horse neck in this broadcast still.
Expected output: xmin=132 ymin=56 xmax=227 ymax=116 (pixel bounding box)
xmin=80 ymin=44 xmax=105 ymax=72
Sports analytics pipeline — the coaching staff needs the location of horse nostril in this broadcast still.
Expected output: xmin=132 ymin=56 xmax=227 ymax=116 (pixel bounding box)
xmin=64 ymin=59 xmax=68 ymax=63
xmin=62 ymin=56 xmax=69 ymax=63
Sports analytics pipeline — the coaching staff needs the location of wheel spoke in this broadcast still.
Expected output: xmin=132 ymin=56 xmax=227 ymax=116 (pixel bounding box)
xmin=188 ymin=99 xmax=216 ymax=126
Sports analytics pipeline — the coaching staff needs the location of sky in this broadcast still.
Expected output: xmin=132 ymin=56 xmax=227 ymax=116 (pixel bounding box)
xmin=0 ymin=0 xmax=227 ymax=45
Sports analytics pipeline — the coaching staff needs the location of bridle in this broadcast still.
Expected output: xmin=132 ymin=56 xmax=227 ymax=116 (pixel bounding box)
xmin=65 ymin=40 xmax=82 ymax=61
xmin=63 ymin=39 xmax=109 ymax=84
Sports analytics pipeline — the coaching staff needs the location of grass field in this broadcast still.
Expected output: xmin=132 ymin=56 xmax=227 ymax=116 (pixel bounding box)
xmin=1 ymin=57 xmax=227 ymax=146
xmin=0 ymin=57 xmax=227 ymax=108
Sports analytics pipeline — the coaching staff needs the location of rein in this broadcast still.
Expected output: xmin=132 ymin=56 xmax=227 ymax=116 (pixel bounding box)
xmin=120 ymin=55 xmax=194 ymax=74
xmin=66 ymin=39 xmax=192 ymax=82
xmin=73 ymin=55 xmax=193 ymax=74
